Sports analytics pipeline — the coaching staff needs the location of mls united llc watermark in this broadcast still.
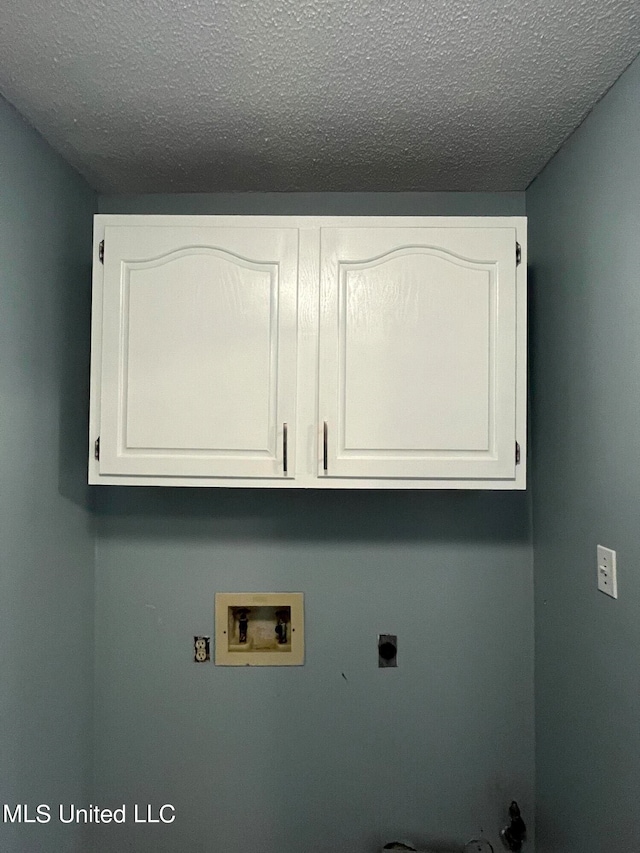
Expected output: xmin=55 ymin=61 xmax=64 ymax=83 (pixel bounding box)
xmin=3 ymin=804 xmax=175 ymax=824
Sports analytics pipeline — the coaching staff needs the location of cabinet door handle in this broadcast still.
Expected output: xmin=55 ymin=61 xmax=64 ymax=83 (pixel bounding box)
xmin=283 ymin=422 xmax=288 ymax=476
xmin=323 ymin=421 xmax=328 ymax=473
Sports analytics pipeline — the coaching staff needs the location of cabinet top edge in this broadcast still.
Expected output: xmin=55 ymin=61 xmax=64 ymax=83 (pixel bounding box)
xmin=95 ymin=214 xmax=527 ymax=230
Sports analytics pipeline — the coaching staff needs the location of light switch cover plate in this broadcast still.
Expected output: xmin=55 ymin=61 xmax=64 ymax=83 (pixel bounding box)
xmin=597 ymin=545 xmax=618 ymax=599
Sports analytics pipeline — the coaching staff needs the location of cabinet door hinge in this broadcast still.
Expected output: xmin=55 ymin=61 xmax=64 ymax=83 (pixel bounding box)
xmin=94 ymin=437 xmax=100 ymax=460
xmin=515 ymin=441 xmax=521 ymax=465
xmin=516 ymin=242 xmax=522 ymax=266
xmin=99 ymin=240 xmax=104 ymax=264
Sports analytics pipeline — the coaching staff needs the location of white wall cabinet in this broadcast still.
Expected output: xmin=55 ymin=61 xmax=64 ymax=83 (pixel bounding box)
xmin=89 ymin=215 xmax=527 ymax=489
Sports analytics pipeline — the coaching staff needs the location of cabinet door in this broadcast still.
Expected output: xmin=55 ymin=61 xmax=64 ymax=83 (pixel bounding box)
xmin=318 ymin=226 xmax=517 ymax=481
xmin=97 ymin=225 xmax=298 ymax=479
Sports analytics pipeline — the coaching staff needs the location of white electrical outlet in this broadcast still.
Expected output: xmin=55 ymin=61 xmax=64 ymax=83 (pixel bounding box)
xmin=194 ymin=636 xmax=210 ymax=662
xmin=597 ymin=545 xmax=617 ymax=599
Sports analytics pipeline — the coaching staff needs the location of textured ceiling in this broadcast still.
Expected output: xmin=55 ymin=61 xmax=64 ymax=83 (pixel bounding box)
xmin=0 ymin=0 xmax=639 ymax=193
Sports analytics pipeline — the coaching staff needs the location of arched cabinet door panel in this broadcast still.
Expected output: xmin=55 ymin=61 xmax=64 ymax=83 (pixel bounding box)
xmin=318 ymin=227 xmax=517 ymax=481
xmin=97 ymin=226 xmax=298 ymax=479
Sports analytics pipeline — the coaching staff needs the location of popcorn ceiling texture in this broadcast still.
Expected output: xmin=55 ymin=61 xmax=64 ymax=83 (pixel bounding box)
xmin=0 ymin=0 xmax=639 ymax=193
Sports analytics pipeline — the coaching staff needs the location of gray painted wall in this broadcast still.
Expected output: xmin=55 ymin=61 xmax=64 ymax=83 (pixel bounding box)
xmin=527 ymin=54 xmax=640 ymax=853
xmin=92 ymin=192 xmax=533 ymax=853
xmin=0 ymin=97 xmax=96 ymax=851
